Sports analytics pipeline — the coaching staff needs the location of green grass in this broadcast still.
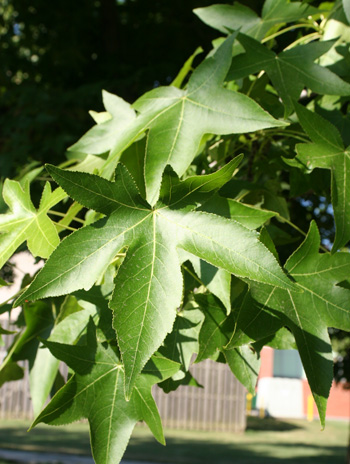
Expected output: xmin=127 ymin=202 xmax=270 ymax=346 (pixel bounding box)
xmin=0 ymin=416 xmax=348 ymax=463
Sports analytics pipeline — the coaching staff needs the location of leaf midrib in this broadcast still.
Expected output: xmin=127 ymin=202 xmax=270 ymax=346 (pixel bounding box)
xmin=50 ymin=168 xmax=148 ymax=212
xmin=125 ymin=212 xmax=157 ymax=393
xmin=22 ymin=212 xmax=152 ymax=301
xmin=159 ymin=210 xmax=291 ymax=289
xmin=36 ymin=365 xmax=120 ymax=424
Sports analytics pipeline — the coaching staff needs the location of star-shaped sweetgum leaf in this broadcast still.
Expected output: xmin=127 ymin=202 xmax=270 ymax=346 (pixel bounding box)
xmin=17 ymin=162 xmax=296 ymax=398
xmin=193 ymin=293 xmax=260 ymax=394
xmin=194 ymin=0 xmax=320 ymax=41
xmin=31 ymin=320 xmax=179 ymax=464
xmin=226 ymin=221 xmax=350 ymax=426
xmin=70 ymin=34 xmax=286 ymax=204
xmin=158 ymin=300 xmax=204 ymax=393
xmin=0 ymin=180 xmax=66 ymax=269
xmin=228 ymin=34 xmax=350 ymax=116
xmin=294 ymin=103 xmax=350 ymax=251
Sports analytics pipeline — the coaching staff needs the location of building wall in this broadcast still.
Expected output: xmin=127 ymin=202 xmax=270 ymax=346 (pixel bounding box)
xmin=257 ymin=347 xmax=350 ymax=420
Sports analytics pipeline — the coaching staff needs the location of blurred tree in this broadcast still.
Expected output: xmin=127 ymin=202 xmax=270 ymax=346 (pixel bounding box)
xmin=0 ymin=0 xmax=232 ymax=179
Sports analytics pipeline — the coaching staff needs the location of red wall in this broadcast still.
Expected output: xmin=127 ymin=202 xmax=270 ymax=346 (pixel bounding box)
xmin=303 ymin=380 xmax=350 ymax=419
xmin=259 ymin=347 xmax=350 ymax=419
xmin=259 ymin=347 xmax=274 ymax=378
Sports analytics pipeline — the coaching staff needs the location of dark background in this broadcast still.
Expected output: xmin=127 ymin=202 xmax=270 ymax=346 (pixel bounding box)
xmin=0 ymin=0 xmax=239 ymax=179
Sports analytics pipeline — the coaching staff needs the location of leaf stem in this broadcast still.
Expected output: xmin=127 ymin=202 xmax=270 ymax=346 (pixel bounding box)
xmin=182 ymin=264 xmax=205 ymax=287
xmin=48 ymin=210 xmax=85 ymax=224
xmin=0 ymin=285 xmax=29 ymax=309
xmin=276 ymin=215 xmax=329 ymax=253
xmin=52 ymin=221 xmax=77 ymax=232
xmin=262 ymin=23 xmax=320 ymax=44
xmin=264 ymin=128 xmax=310 ymax=142
xmin=0 ymin=331 xmax=24 ymax=373
xmin=110 ymin=253 xmax=127 ymax=265
xmin=246 ymin=71 xmax=265 ymax=97
xmin=283 ymin=32 xmax=321 ymax=51
xmin=57 ymin=159 xmax=79 ymax=169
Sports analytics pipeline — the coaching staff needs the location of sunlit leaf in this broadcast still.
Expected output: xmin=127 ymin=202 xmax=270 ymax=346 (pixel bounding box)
xmin=17 ymin=163 xmax=295 ymax=398
xmin=0 ymin=181 xmax=66 ymax=268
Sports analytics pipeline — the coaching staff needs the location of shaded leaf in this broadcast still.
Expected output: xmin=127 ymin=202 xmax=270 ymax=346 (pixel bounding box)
xmin=228 ymin=34 xmax=350 ymax=115
xmin=159 ymin=302 xmax=203 ymax=370
xmin=194 ymin=293 xmax=259 ymax=393
xmin=195 ymin=293 xmax=234 ymax=363
xmin=294 ymin=103 xmax=350 ymax=251
xmin=229 ymin=221 xmax=350 ymax=426
xmin=30 ymin=298 xmax=98 ymax=416
xmin=224 ymin=345 xmax=260 ymax=394
xmin=0 ymin=362 xmax=24 ymax=387
xmin=32 ymin=320 xmax=179 ymax=464
xmin=182 ymin=251 xmax=231 ymax=313
xmin=159 ymin=301 xmax=204 ymax=392
xmin=200 ymin=195 xmax=276 ymax=229
xmin=194 ymin=0 xmax=320 ymax=41
xmin=0 ymin=300 xmax=53 ymax=394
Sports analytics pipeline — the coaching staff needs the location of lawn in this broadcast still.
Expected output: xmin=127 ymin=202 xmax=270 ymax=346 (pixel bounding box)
xmin=0 ymin=416 xmax=348 ymax=464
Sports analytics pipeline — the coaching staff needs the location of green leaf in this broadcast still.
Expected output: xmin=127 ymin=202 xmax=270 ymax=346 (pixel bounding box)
xmin=195 ymin=293 xmax=234 ymax=363
xmin=159 ymin=301 xmax=204 ymax=370
xmin=159 ymin=301 xmax=204 ymax=392
xmin=0 ymin=180 xmax=66 ymax=269
xmin=194 ymin=293 xmax=259 ymax=393
xmin=171 ymin=47 xmax=203 ymax=88
xmin=30 ymin=298 xmax=98 ymax=416
xmin=17 ymin=165 xmax=296 ymax=398
xmin=226 ymin=287 xmax=283 ymax=348
xmin=194 ymin=1 xmax=320 ymax=41
xmin=200 ymin=195 xmax=276 ymax=229
xmin=159 ymin=155 xmax=244 ymax=210
xmin=0 ymin=300 xmax=53 ymax=393
xmin=224 ymin=345 xmax=260 ymax=395
xmin=257 ymin=327 xmax=297 ymax=351
xmin=71 ymin=35 xmax=286 ymax=204
xmin=230 ymin=222 xmax=350 ymax=426
xmin=67 ymin=154 xmax=106 ymax=175
xmin=164 ymin=208 xmax=294 ymax=291
xmin=343 ymin=0 xmax=350 ymax=24
xmin=69 ymin=90 xmax=136 ymax=156
xmin=11 ymin=301 xmax=54 ymax=360
xmin=228 ymin=34 xmax=350 ymax=116
xmin=159 ymin=370 xmax=202 ymax=393
xmin=294 ymin=103 xmax=350 ymax=251
xmin=194 ymin=3 xmax=259 ymax=37
xmin=0 ymin=362 xmax=24 ymax=387
xmin=32 ymin=320 xmax=179 ymax=464
xmin=181 ymin=251 xmax=231 ymax=313
xmin=0 ymin=325 xmax=15 ymax=335
xmin=119 ymin=138 xmax=147 ymax=199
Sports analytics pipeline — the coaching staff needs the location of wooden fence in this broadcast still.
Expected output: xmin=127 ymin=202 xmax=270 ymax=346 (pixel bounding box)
xmin=0 ymin=319 xmax=246 ymax=432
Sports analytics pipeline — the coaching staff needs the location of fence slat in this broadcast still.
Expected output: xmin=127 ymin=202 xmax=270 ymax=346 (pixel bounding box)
xmin=0 ymin=318 xmax=246 ymax=432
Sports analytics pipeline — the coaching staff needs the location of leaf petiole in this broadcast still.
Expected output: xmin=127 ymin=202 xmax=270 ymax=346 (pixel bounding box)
xmin=48 ymin=210 xmax=86 ymax=224
xmin=262 ymin=22 xmax=321 ymax=44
